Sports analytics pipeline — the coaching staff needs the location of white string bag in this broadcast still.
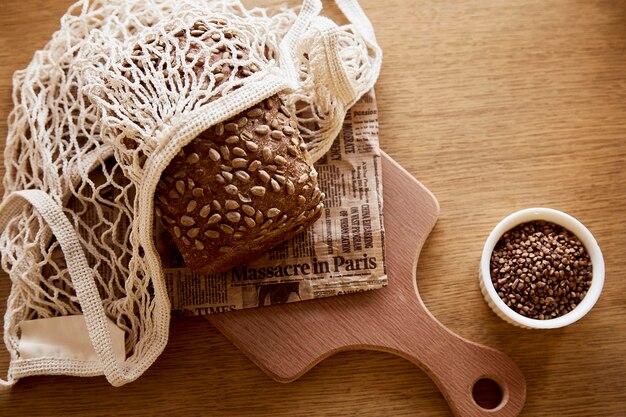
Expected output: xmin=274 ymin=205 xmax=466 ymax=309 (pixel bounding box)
xmin=0 ymin=0 xmax=381 ymax=387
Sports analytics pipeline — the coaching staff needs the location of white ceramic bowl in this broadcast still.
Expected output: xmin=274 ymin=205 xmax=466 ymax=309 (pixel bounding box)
xmin=479 ymin=208 xmax=604 ymax=329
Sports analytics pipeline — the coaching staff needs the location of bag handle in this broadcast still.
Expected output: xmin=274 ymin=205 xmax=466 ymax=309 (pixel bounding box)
xmin=334 ymin=0 xmax=379 ymax=45
xmin=279 ymin=0 xmax=323 ymax=88
xmin=0 ymin=190 xmax=125 ymax=387
xmin=282 ymin=0 xmax=382 ymax=162
xmin=332 ymin=0 xmax=383 ymax=104
xmin=280 ymin=0 xmax=382 ymax=86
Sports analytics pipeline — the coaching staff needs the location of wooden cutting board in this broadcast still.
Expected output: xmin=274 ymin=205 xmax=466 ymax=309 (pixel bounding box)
xmin=208 ymin=152 xmax=526 ymax=417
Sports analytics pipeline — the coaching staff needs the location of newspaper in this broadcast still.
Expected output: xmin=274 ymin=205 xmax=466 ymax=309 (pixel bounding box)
xmin=156 ymin=90 xmax=387 ymax=315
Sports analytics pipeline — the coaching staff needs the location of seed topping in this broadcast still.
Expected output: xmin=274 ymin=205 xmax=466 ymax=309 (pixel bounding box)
xmin=220 ymin=145 xmax=230 ymax=160
xmin=248 ymin=160 xmax=261 ymax=172
xmin=207 ymin=213 xmax=221 ymax=225
xmin=247 ymin=108 xmax=263 ymax=118
xmin=222 ymin=171 xmax=233 ymax=181
xmin=225 ymin=123 xmax=238 ymax=133
xmin=226 ymin=135 xmax=239 ymax=145
xmin=267 ymin=208 xmax=281 ymax=218
xmin=251 ymin=186 xmax=266 ymax=197
xmin=225 ymin=184 xmax=238 ymax=195
xmin=208 ymin=148 xmax=221 ymax=162
xmin=255 ymin=125 xmax=270 ymax=135
xmin=270 ymin=179 xmax=281 ymax=192
xmin=262 ymin=147 xmax=272 ymax=162
xmin=186 ymin=200 xmax=197 ymax=213
xmin=258 ymin=170 xmax=270 ymax=183
xmin=226 ymin=212 xmax=241 ymax=223
xmin=220 ymin=224 xmax=234 ymax=234
xmin=180 ymin=215 xmax=195 ymax=227
xmin=214 ymin=123 xmax=224 ymax=136
xmin=286 ymin=180 xmax=295 ymax=195
xmin=199 ymin=205 xmax=211 ymax=218
xmin=234 ymin=171 xmax=249 ymax=182
xmin=186 ymin=153 xmax=200 ymax=164
xmin=242 ymin=204 xmax=255 ymax=216
xmin=245 ymin=141 xmax=258 ymax=152
xmin=232 ymin=147 xmax=247 ymax=157
xmin=175 ymin=180 xmax=185 ymax=195
xmin=225 ymin=199 xmax=239 ymax=210
xmin=205 ymin=230 xmax=220 ymax=239
xmin=232 ymin=158 xmax=247 ymax=169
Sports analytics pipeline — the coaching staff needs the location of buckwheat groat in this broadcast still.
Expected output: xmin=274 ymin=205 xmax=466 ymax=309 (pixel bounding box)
xmin=155 ymin=94 xmax=324 ymax=274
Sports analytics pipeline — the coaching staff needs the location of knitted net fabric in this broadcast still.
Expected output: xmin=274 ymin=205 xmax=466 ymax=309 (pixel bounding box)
xmin=0 ymin=0 xmax=380 ymax=386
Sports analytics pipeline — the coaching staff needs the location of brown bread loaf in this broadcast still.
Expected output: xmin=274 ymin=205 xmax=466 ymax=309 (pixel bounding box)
xmin=154 ymin=94 xmax=324 ymax=274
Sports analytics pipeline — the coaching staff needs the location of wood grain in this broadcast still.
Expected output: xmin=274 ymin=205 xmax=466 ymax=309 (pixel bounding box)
xmin=1 ymin=0 xmax=625 ymax=416
xmin=209 ymin=153 xmax=526 ymax=417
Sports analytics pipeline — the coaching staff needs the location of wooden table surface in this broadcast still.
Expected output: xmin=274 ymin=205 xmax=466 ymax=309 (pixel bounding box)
xmin=1 ymin=0 xmax=625 ymax=416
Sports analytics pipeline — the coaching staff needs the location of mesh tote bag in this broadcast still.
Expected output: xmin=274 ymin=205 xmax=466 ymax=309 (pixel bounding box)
xmin=0 ymin=0 xmax=381 ymax=387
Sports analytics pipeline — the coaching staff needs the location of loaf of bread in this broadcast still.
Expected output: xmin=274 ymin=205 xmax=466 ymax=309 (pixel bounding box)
xmin=154 ymin=94 xmax=324 ymax=274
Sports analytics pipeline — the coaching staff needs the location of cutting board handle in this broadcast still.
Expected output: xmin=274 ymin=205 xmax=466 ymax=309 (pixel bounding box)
xmin=350 ymin=306 xmax=526 ymax=417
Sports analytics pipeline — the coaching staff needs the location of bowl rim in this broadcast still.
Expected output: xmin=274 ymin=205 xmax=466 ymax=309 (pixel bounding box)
xmin=480 ymin=207 xmax=604 ymax=329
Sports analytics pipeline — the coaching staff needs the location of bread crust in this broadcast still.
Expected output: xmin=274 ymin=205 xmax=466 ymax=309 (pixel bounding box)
xmin=155 ymin=94 xmax=324 ymax=274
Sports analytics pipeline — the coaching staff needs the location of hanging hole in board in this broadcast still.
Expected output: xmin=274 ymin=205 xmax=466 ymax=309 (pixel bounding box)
xmin=472 ymin=377 xmax=504 ymax=410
